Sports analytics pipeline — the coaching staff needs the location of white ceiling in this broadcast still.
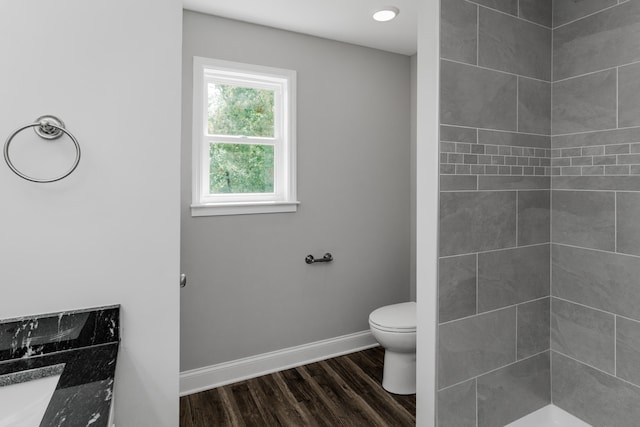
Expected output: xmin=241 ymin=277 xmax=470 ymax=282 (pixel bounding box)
xmin=182 ymin=0 xmax=418 ymax=56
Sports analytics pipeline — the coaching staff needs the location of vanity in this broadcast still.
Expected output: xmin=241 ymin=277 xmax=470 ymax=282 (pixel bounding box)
xmin=0 ymin=306 xmax=119 ymax=426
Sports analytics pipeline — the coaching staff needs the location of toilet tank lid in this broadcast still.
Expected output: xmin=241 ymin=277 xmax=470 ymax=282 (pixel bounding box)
xmin=369 ymin=302 xmax=416 ymax=330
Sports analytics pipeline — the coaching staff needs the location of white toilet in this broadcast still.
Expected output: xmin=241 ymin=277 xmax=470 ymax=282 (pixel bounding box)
xmin=368 ymin=301 xmax=416 ymax=395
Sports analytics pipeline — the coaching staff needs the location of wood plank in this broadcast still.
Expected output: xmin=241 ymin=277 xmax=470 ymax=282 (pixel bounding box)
xmin=348 ymin=349 xmax=417 ymax=415
xmin=179 ymin=347 xmax=416 ymax=426
xmin=327 ymin=355 xmax=415 ymax=426
xmin=278 ymin=368 xmax=343 ymax=427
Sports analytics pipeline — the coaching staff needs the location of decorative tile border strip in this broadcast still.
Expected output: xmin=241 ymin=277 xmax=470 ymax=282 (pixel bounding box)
xmin=441 ymin=140 xmax=640 ymax=176
xmin=440 ymin=141 xmax=551 ymax=176
xmin=550 ymin=143 xmax=640 ymax=176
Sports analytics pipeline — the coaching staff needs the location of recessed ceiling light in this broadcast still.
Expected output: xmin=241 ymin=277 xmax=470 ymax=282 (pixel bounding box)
xmin=373 ymin=6 xmax=399 ymax=22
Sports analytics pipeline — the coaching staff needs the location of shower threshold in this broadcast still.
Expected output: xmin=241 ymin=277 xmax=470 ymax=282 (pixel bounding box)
xmin=506 ymin=405 xmax=591 ymax=427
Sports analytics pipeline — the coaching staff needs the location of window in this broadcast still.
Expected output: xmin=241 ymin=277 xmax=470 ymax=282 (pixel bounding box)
xmin=191 ymin=57 xmax=298 ymax=216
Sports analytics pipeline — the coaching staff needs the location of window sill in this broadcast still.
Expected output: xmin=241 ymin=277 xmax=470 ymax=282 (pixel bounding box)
xmin=191 ymin=201 xmax=300 ymax=217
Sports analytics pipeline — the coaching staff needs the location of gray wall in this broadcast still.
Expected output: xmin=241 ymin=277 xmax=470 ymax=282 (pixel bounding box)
xmin=550 ymin=1 xmax=640 ymax=424
xmin=438 ymin=1 xmax=552 ymax=425
xmin=181 ymin=12 xmax=412 ymax=371
xmin=0 ymin=1 xmax=181 ymax=425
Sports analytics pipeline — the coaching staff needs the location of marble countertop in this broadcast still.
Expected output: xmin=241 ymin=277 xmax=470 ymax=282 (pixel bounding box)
xmin=0 ymin=305 xmax=120 ymax=427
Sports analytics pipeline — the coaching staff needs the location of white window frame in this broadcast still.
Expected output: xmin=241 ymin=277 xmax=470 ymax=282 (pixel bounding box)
xmin=191 ymin=57 xmax=298 ymax=216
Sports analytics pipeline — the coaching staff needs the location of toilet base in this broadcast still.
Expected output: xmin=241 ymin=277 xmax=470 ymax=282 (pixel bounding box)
xmin=381 ymin=350 xmax=416 ymax=395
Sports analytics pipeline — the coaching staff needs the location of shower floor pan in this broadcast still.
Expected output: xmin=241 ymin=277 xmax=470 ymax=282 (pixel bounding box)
xmin=507 ymin=405 xmax=591 ymax=426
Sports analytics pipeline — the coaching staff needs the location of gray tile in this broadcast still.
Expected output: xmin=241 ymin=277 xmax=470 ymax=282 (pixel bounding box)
xmin=554 ymin=1 xmax=640 ymax=80
xmin=438 ymin=307 xmax=517 ymax=388
xmin=442 ymin=164 xmax=456 ymax=174
xmin=561 ymin=166 xmax=581 ymax=175
xmin=441 ymin=125 xmax=478 ymax=143
xmin=552 ymin=126 xmax=640 ymax=149
xmin=438 ymin=379 xmax=476 ymax=427
xmin=571 ymin=156 xmax=592 ymax=166
xmin=518 ymin=190 xmax=550 ymax=246
xmin=605 ymin=165 xmax=630 ymax=175
xmin=478 ymin=130 xmax=550 ymax=148
xmin=552 ymin=244 xmax=640 ymax=321
xmin=478 ymin=176 xmax=550 ymax=190
xmin=561 ymin=147 xmax=582 ymax=157
xmin=551 ymin=190 xmax=615 ymax=251
xmin=457 ymin=143 xmax=472 ymax=154
xmin=552 ymin=351 xmax=640 ymax=426
xmin=440 ymin=191 xmax=517 ymax=256
xmin=477 ymin=352 xmax=550 ymax=427
xmin=440 ymin=175 xmax=478 ymax=191
xmin=471 ymin=144 xmax=485 ymax=154
xmin=471 ymin=0 xmax=517 ymax=15
xmin=478 ymin=8 xmax=551 ymax=81
xmin=619 ymin=62 xmax=640 ymax=128
xmin=518 ymin=298 xmax=550 ymax=359
xmin=442 ymin=141 xmax=457 ymax=153
xmin=519 ymin=0 xmax=552 ymax=27
xmin=552 ymin=176 xmax=640 ymax=191
xmin=518 ymin=78 xmax=551 ymax=135
xmin=605 ymin=143 xmax=630 ymax=155
xmin=618 ymin=154 xmax=640 ymax=165
xmin=439 ymin=255 xmax=477 ymax=323
xmin=441 ymin=0 xmax=478 ymax=64
xmin=552 ymin=69 xmax=617 ymax=135
xmin=551 ymin=298 xmax=615 ymax=373
xmin=553 ymin=0 xmax=617 ymax=27
xmin=617 ymin=317 xmax=640 ymax=388
xmin=477 ymin=244 xmax=550 ymax=313
xmin=456 ymin=164 xmax=472 ymax=174
xmin=582 ymin=146 xmax=604 ymax=156
xmin=617 ymin=192 xmax=640 ymax=256
xmin=582 ymin=166 xmax=604 ymax=175
xmin=441 ymin=60 xmax=518 ymax=131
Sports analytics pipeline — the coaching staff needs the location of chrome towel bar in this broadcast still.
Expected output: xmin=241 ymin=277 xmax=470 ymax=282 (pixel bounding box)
xmin=4 ymin=115 xmax=81 ymax=183
xmin=305 ymin=253 xmax=333 ymax=264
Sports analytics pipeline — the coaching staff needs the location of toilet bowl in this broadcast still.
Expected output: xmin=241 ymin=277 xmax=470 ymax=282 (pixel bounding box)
xmin=369 ymin=301 xmax=416 ymax=395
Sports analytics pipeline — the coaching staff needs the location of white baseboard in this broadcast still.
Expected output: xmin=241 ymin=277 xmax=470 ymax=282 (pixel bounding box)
xmin=180 ymin=330 xmax=377 ymax=396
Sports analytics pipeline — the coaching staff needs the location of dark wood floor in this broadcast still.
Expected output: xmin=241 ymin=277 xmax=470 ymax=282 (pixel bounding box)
xmin=180 ymin=347 xmax=416 ymax=426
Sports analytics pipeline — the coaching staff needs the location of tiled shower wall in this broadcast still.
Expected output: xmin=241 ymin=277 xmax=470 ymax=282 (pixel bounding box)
xmin=550 ymin=1 xmax=640 ymax=425
xmin=438 ymin=0 xmax=552 ymax=425
xmin=438 ymin=0 xmax=640 ymax=426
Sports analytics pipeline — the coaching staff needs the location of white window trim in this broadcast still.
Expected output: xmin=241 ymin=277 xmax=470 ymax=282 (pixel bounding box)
xmin=191 ymin=57 xmax=298 ymax=217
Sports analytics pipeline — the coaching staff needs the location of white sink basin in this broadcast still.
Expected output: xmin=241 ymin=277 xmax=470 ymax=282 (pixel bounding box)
xmin=0 ymin=365 xmax=64 ymax=427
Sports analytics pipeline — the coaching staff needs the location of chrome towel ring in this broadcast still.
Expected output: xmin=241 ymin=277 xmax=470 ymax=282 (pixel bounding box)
xmin=3 ymin=115 xmax=81 ymax=183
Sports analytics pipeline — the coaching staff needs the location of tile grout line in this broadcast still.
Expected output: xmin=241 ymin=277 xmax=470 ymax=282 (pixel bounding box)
xmin=553 ymin=2 xmax=621 ymax=30
xmin=553 ymin=350 xmax=640 ymax=391
xmin=466 ymin=0 xmax=552 ymax=29
xmin=615 ymin=191 xmax=618 ymax=252
xmin=476 ymin=4 xmax=479 ymax=67
xmin=614 ymin=316 xmax=618 ymax=377
xmin=441 ymin=122 xmax=553 ymax=138
xmin=438 ymin=349 xmax=551 ymax=392
xmin=439 ymin=295 xmax=550 ymax=326
xmin=440 ymin=242 xmax=550 ymax=260
xmin=616 ymin=67 xmax=620 ymax=129
xmin=515 ymin=304 xmax=519 ymax=360
xmin=516 ymin=76 xmax=520 ymax=133
xmin=476 ymin=253 xmax=479 ymax=315
xmin=475 ymin=377 xmax=479 ymax=427
xmin=441 ymin=57 xmax=551 ymax=84
xmin=515 ymin=190 xmax=519 ymax=247
xmin=551 ymin=295 xmax=639 ymax=322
